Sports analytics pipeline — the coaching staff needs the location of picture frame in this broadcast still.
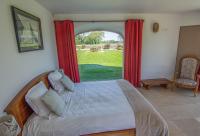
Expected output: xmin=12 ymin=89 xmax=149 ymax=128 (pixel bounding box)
xmin=11 ymin=6 xmax=44 ymax=52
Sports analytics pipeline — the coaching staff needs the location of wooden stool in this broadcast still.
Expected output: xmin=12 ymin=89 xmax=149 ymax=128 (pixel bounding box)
xmin=141 ymin=78 xmax=172 ymax=90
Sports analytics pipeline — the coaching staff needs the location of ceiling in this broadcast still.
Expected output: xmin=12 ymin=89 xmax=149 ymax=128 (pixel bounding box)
xmin=35 ymin=0 xmax=200 ymax=14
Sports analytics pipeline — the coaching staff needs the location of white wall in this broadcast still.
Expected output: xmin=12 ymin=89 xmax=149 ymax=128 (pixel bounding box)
xmin=0 ymin=0 xmax=57 ymax=114
xmin=55 ymin=13 xmax=181 ymax=80
xmin=180 ymin=11 xmax=200 ymax=26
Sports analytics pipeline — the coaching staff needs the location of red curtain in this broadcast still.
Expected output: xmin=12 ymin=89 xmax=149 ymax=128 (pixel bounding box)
xmin=54 ymin=20 xmax=80 ymax=83
xmin=124 ymin=19 xmax=144 ymax=87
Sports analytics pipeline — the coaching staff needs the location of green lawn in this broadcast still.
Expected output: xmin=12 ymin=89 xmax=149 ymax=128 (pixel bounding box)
xmin=77 ymin=50 xmax=123 ymax=81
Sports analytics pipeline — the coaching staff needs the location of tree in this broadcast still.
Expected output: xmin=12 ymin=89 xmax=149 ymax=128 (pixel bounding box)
xmin=105 ymin=40 xmax=117 ymax=44
xmin=84 ymin=31 xmax=104 ymax=44
xmin=76 ymin=31 xmax=105 ymax=45
xmin=75 ymin=33 xmax=85 ymax=45
xmin=117 ymin=35 xmax=123 ymax=42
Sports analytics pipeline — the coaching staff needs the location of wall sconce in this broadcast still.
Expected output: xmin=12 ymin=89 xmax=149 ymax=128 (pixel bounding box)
xmin=153 ymin=22 xmax=159 ymax=33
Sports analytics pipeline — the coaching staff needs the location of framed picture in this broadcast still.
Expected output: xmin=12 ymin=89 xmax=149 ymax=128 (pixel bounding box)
xmin=11 ymin=6 xmax=43 ymax=52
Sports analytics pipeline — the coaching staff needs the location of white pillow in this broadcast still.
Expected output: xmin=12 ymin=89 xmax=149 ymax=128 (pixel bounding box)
xmin=25 ymin=81 xmax=50 ymax=118
xmin=48 ymin=70 xmax=65 ymax=93
xmin=41 ymin=89 xmax=66 ymax=116
xmin=60 ymin=75 xmax=74 ymax=91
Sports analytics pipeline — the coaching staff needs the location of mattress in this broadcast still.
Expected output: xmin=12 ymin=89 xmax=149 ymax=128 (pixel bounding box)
xmin=23 ymin=80 xmax=135 ymax=136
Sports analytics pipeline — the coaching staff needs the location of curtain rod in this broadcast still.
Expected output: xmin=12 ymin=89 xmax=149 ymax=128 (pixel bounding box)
xmin=73 ymin=20 xmax=144 ymax=23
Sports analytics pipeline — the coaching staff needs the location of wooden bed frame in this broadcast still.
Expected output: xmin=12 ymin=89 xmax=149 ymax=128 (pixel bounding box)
xmin=4 ymin=71 xmax=136 ymax=136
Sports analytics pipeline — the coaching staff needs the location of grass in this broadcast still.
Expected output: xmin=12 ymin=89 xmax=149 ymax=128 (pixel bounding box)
xmin=77 ymin=50 xmax=123 ymax=81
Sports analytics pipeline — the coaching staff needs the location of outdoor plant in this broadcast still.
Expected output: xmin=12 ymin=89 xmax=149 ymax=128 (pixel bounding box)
xmin=116 ymin=44 xmax=123 ymax=50
xmin=76 ymin=45 xmax=82 ymax=50
xmin=103 ymin=44 xmax=110 ymax=49
xmin=90 ymin=46 xmax=100 ymax=52
xmin=81 ymin=44 xmax=86 ymax=49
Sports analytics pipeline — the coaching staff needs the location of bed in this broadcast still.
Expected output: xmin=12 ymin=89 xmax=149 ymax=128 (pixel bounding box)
xmin=4 ymin=71 xmax=168 ymax=136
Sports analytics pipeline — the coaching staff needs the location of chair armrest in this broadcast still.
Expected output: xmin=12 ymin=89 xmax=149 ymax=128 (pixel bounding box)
xmin=197 ymin=74 xmax=200 ymax=79
xmin=175 ymin=71 xmax=179 ymax=76
xmin=173 ymin=71 xmax=179 ymax=81
xmin=196 ymin=74 xmax=200 ymax=85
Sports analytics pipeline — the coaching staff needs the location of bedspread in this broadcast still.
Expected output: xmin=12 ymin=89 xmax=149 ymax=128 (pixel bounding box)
xmin=117 ymin=79 xmax=169 ymax=136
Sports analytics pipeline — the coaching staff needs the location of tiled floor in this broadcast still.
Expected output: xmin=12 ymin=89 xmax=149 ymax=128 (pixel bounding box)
xmin=139 ymin=87 xmax=200 ymax=136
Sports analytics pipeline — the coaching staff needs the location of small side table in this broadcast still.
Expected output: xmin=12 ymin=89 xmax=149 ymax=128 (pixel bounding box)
xmin=141 ymin=78 xmax=172 ymax=90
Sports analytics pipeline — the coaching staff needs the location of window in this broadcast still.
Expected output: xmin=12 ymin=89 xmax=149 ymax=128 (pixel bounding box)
xmin=76 ymin=31 xmax=123 ymax=81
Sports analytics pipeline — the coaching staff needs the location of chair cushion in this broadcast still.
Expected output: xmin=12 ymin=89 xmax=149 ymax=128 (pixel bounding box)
xmin=176 ymin=78 xmax=197 ymax=87
xmin=180 ymin=58 xmax=198 ymax=80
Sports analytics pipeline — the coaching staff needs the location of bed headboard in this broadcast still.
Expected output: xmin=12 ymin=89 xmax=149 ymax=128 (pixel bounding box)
xmin=4 ymin=71 xmax=52 ymax=129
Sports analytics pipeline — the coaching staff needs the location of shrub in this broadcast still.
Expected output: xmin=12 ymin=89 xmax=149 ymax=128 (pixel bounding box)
xmin=76 ymin=45 xmax=82 ymax=50
xmin=81 ymin=45 xmax=86 ymax=49
xmin=103 ymin=44 xmax=110 ymax=49
xmin=116 ymin=44 xmax=123 ymax=50
xmin=90 ymin=46 xmax=100 ymax=52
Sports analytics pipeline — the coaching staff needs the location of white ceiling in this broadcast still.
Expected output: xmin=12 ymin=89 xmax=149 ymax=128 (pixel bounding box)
xmin=35 ymin=0 xmax=200 ymax=14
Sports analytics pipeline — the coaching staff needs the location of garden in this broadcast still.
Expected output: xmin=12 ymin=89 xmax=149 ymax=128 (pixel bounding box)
xmin=76 ymin=31 xmax=123 ymax=81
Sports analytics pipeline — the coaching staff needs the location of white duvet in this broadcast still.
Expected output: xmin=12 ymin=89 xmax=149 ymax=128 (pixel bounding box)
xmin=23 ymin=80 xmax=135 ymax=136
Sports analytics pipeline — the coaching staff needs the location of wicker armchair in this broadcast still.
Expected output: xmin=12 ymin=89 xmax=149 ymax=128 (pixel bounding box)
xmin=173 ymin=56 xmax=200 ymax=96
